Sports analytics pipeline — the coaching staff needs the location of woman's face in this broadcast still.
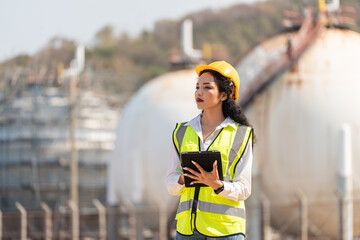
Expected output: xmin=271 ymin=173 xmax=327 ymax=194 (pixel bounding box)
xmin=195 ymin=72 xmax=227 ymax=110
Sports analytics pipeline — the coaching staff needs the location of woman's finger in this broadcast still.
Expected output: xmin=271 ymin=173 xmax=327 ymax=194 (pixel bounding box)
xmin=190 ymin=180 xmax=201 ymax=185
xmin=184 ymin=173 xmax=199 ymax=180
xmin=192 ymin=161 xmax=205 ymax=173
xmin=213 ymin=160 xmax=219 ymax=177
xmin=184 ymin=167 xmax=200 ymax=177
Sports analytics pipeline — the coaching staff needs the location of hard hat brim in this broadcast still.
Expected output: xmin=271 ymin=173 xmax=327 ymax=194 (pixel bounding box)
xmin=195 ymin=64 xmax=226 ymax=77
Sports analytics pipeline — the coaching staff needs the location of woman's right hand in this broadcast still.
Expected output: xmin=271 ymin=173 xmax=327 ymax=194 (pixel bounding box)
xmin=178 ymin=173 xmax=185 ymax=185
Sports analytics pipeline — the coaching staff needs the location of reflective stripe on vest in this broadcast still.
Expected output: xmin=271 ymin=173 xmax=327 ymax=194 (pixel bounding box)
xmin=177 ymin=199 xmax=245 ymax=218
xmin=225 ymin=126 xmax=253 ymax=182
xmin=172 ymin=122 xmax=252 ymax=237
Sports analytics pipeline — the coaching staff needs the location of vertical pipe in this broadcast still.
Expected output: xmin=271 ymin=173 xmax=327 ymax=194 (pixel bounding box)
xmin=93 ymin=199 xmax=107 ymax=240
xmin=69 ymin=73 xmax=79 ymax=208
xmin=15 ymin=202 xmax=27 ymax=240
xmin=181 ymin=19 xmax=193 ymax=57
xmin=41 ymin=202 xmax=53 ymax=240
xmin=260 ymin=194 xmax=271 ymax=240
xmin=296 ymin=190 xmax=308 ymax=240
xmin=158 ymin=202 xmax=167 ymax=240
xmin=68 ymin=200 xmax=79 ymax=240
xmin=338 ymin=124 xmax=353 ymax=240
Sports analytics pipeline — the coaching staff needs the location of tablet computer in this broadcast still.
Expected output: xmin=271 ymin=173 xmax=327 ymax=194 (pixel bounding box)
xmin=180 ymin=151 xmax=223 ymax=187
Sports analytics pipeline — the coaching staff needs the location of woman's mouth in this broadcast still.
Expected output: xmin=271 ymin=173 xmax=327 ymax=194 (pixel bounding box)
xmin=196 ymin=98 xmax=204 ymax=103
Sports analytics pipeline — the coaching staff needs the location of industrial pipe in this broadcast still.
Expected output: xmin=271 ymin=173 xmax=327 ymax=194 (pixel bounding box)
xmin=338 ymin=124 xmax=353 ymax=240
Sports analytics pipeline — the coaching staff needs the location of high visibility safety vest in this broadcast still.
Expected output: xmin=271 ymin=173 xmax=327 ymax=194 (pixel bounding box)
xmin=172 ymin=122 xmax=253 ymax=237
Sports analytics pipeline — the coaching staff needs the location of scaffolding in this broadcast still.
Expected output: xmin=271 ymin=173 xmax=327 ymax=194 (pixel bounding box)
xmin=0 ymin=65 xmax=121 ymax=238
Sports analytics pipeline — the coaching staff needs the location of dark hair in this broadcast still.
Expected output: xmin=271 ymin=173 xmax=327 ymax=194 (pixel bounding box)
xmin=199 ymin=69 xmax=251 ymax=127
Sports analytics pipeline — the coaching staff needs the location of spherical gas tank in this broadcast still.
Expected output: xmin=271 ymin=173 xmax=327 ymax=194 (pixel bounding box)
xmin=107 ymin=69 xmax=199 ymax=206
xmin=242 ymin=28 xmax=360 ymax=237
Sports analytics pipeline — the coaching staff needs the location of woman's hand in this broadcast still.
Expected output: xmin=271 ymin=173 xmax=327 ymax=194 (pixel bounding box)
xmin=184 ymin=160 xmax=223 ymax=190
xmin=178 ymin=173 xmax=185 ymax=185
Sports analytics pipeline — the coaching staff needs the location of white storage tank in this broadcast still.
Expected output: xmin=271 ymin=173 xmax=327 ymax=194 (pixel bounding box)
xmin=107 ymin=70 xmax=200 ymax=207
xmin=243 ymin=28 xmax=360 ymax=238
xmin=108 ymin=27 xmax=360 ymax=238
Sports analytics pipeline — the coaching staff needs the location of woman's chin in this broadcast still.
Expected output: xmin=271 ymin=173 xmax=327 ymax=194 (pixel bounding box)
xmin=196 ymin=104 xmax=204 ymax=110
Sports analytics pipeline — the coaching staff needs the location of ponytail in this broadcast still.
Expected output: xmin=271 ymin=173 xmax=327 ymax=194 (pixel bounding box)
xmin=222 ymin=97 xmax=251 ymax=127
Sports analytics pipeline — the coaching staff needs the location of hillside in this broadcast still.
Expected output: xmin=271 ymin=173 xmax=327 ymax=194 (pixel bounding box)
xmin=0 ymin=0 xmax=359 ymax=100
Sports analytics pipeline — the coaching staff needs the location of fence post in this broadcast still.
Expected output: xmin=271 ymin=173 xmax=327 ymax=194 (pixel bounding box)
xmin=0 ymin=209 xmax=2 ymax=240
xmin=123 ymin=200 xmax=136 ymax=240
xmin=260 ymin=193 xmax=271 ymax=240
xmin=68 ymin=200 xmax=79 ymax=240
xmin=41 ymin=202 xmax=53 ymax=240
xmin=93 ymin=199 xmax=107 ymax=240
xmin=15 ymin=202 xmax=27 ymax=240
xmin=296 ymin=190 xmax=308 ymax=240
xmin=158 ymin=202 xmax=167 ymax=240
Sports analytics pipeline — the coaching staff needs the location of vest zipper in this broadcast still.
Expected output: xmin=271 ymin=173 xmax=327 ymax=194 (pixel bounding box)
xmin=191 ymin=128 xmax=224 ymax=231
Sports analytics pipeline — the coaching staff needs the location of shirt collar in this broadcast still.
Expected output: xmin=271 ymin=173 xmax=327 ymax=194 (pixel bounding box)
xmin=185 ymin=113 xmax=237 ymax=132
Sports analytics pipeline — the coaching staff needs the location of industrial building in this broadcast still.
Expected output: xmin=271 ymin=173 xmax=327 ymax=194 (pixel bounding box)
xmin=0 ymin=59 xmax=120 ymax=238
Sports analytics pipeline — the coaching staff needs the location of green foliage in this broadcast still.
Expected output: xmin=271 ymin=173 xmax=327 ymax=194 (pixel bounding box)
xmin=2 ymin=0 xmax=360 ymax=96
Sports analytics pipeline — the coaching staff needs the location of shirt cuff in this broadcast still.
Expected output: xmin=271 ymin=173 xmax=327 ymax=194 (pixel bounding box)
xmin=167 ymin=174 xmax=185 ymax=195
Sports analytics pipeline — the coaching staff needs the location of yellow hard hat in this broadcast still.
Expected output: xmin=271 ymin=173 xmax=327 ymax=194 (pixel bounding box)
xmin=195 ymin=61 xmax=240 ymax=102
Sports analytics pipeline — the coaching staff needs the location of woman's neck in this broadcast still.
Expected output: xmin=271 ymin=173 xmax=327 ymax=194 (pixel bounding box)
xmin=201 ymin=109 xmax=226 ymax=127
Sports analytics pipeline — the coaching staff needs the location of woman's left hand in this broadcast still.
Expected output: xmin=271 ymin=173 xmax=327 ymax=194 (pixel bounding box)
xmin=184 ymin=160 xmax=223 ymax=190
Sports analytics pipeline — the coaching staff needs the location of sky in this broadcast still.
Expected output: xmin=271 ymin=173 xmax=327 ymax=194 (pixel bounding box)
xmin=0 ymin=0 xmax=261 ymax=62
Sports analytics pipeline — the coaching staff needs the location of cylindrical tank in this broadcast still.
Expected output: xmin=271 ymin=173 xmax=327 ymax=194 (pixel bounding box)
xmin=243 ymin=28 xmax=360 ymax=237
xmin=108 ymin=28 xmax=360 ymax=238
xmin=107 ymin=70 xmax=200 ymax=206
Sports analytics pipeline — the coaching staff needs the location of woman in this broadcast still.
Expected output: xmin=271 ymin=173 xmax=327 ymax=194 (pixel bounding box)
xmin=166 ymin=61 xmax=254 ymax=240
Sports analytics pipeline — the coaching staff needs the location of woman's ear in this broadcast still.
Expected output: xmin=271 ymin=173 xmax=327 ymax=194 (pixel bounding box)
xmin=220 ymin=92 xmax=228 ymax=101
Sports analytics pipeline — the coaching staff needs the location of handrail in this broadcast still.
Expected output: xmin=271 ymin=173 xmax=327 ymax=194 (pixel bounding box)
xmin=238 ymin=8 xmax=324 ymax=109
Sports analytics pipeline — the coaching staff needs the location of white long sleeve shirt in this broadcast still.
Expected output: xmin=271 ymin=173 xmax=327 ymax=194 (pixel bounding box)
xmin=165 ymin=114 xmax=253 ymax=202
